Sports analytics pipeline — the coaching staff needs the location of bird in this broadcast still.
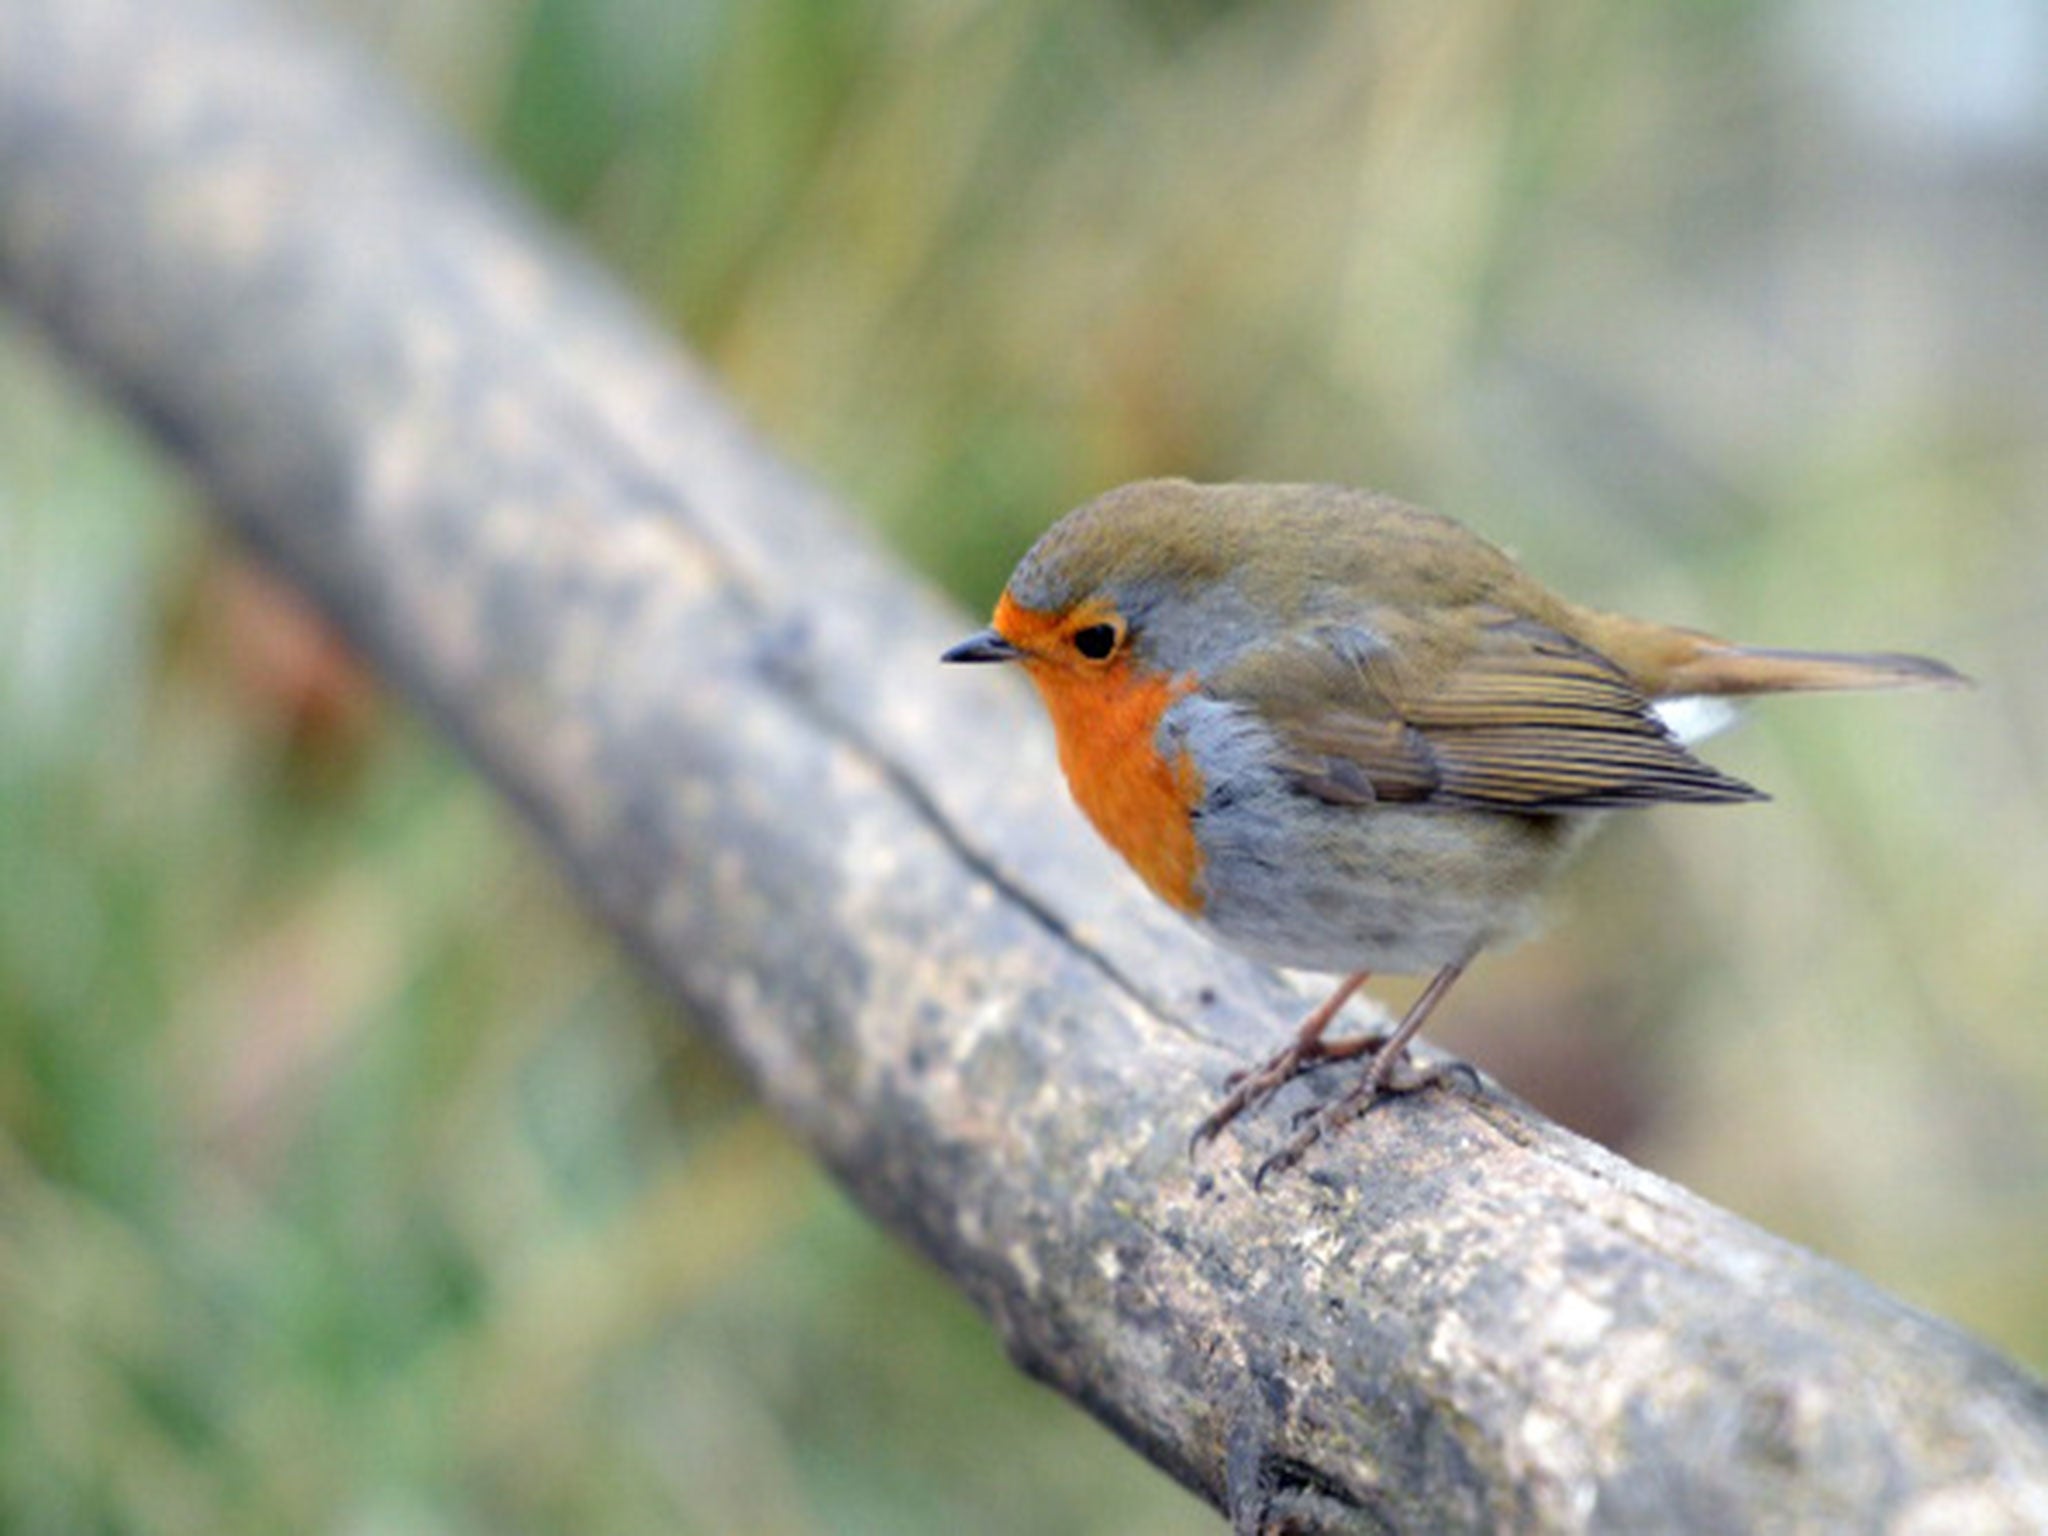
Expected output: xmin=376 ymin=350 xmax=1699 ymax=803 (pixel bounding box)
xmin=941 ymin=479 xmax=1969 ymax=1185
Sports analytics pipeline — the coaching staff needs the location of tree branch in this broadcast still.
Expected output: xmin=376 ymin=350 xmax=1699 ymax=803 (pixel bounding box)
xmin=2 ymin=0 xmax=2044 ymax=1529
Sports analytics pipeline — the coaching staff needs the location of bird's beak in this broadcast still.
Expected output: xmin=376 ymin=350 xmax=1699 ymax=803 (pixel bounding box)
xmin=940 ymin=628 xmax=1022 ymax=664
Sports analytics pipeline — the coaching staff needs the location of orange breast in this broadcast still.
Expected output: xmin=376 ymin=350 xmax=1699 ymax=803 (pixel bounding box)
xmin=1022 ymin=657 xmax=1205 ymax=913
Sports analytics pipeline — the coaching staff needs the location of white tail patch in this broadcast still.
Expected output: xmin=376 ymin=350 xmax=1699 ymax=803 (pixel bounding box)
xmin=1652 ymin=695 xmax=1742 ymax=745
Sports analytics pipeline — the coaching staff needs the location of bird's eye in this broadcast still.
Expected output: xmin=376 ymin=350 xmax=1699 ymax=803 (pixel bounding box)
xmin=1072 ymin=622 xmax=1120 ymax=661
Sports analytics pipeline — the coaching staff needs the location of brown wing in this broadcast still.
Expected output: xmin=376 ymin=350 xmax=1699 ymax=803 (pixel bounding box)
xmin=1214 ymin=607 xmax=1764 ymax=811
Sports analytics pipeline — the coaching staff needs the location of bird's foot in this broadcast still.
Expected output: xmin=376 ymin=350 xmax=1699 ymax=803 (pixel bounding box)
xmin=1188 ymin=1030 xmax=1387 ymax=1156
xmin=1253 ymin=1053 xmax=1478 ymax=1190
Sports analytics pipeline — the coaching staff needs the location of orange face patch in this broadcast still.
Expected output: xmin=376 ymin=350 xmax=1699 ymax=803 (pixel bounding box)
xmin=993 ymin=594 xmax=1206 ymax=913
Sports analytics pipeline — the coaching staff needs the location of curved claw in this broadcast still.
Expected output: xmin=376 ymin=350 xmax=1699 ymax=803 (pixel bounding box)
xmin=1252 ymin=1126 xmax=1320 ymax=1191
xmin=1188 ymin=1060 xmax=1296 ymax=1157
xmin=1434 ymin=1060 xmax=1484 ymax=1097
xmin=1256 ymin=1090 xmax=1373 ymax=1189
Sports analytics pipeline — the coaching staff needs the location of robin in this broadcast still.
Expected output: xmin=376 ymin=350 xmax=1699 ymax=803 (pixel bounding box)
xmin=942 ymin=479 xmax=1968 ymax=1184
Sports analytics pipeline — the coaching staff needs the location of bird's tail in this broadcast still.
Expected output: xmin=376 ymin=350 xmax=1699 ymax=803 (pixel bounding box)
xmin=1655 ymin=642 xmax=1971 ymax=698
xmin=1585 ymin=610 xmax=1972 ymax=699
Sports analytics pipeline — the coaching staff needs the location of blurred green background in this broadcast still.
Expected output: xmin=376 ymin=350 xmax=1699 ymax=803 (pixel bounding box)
xmin=4 ymin=0 xmax=2046 ymax=1530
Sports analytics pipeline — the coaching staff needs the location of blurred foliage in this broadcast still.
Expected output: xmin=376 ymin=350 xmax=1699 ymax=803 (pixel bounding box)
xmin=4 ymin=0 xmax=2047 ymax=1530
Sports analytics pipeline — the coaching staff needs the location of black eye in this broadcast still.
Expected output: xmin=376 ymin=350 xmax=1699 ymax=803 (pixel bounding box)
xmin=1072 ymin=622 xmax=1120 ymax=660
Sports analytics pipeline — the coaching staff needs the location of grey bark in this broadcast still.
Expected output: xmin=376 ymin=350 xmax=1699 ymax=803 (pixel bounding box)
xmin=1 ymin=0 xmax=2044 ymax=1530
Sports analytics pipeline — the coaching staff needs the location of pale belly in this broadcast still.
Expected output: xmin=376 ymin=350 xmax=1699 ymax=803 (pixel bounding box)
xmin=1191 ymin=799 xmax=1595 ymax=975
xmin=1165 ymin=697 xmax=1601 ymax=976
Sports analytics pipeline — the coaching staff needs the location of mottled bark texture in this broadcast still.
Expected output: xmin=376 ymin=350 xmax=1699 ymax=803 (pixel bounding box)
xmin=2 ymin=0 xmax=2045 ymax=1530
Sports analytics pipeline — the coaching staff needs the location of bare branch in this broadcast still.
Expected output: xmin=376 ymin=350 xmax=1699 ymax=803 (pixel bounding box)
xmin=2 ymin=0 xmax=2044 ymax=1529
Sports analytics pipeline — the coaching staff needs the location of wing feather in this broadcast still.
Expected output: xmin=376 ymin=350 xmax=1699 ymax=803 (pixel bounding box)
xmin=1213 ymin=608 xmax=1764 ymax=811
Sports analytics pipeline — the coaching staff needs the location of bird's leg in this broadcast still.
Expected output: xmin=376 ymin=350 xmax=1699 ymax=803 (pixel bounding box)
xmin=1254 ymin=959 xmax=1472 ymax=1190
xmin=1189 ymin=971 xmax=1373 ymax=1153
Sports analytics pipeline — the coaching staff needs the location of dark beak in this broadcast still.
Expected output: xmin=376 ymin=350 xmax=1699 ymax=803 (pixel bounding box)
xmin=940 ymin=628 xmax=1022 ymax=664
